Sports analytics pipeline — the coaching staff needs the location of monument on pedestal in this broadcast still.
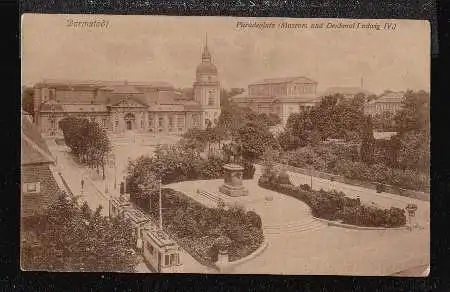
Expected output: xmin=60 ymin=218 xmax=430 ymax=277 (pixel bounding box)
xmin=219 ymin=163 xmax=248 ymax=197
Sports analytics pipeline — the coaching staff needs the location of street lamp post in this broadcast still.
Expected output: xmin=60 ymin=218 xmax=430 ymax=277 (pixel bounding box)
xmin=104 ymin=169 xmax=109 ymax=194
xmin=114 ymin=160 xmax=117 ymax=189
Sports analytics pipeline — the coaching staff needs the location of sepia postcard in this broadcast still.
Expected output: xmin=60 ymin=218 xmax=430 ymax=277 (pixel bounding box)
xmin=20 ymin=14 xmax=430 ymax=276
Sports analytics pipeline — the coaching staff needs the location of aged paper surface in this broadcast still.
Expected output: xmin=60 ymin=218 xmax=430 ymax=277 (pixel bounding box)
xmin=21 ymin=14 xmax=429 ymax=276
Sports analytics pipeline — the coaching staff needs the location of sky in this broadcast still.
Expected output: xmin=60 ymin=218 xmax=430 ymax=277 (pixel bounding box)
xmin=22 ymin=15 xmax=430 ymax=94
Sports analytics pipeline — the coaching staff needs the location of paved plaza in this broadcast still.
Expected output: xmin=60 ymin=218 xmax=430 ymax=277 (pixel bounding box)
xmin=47 ymin=132 xmax=430 ymax=275
xmin=168 ymin=168 xmax=429 ymax=275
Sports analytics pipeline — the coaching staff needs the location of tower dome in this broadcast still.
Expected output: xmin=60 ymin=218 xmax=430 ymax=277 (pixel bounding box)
xmin=196 ymin=34 xmax=217 ymax=76
xmin=196 ymin=62 xmax=217 ymax=75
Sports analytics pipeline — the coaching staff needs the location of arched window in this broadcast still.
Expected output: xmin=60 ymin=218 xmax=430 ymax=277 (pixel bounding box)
xmin=205 ymin=119 xmax=212 ymax=128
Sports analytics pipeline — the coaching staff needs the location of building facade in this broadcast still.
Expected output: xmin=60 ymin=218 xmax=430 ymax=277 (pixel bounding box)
xmin=31 ymin=40 xmax=221 ymax=137
xmin=21 ymin=112 xmax=65 ymax=218
xmin=320 ymin=86 xmax=373 ymax=100
xmin=231 ymin=76 xmax=321 ymax=125
xmin=363 ymin=91 xmax=405 ymax=117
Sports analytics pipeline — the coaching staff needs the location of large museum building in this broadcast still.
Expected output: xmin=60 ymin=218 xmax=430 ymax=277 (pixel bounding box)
xmin=31 ymin=41 xmax=221 ymax=137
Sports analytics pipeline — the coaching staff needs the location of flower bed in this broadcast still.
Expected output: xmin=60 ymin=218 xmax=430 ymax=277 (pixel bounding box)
xmin=258 ymin=175 xmax=406 ymax=228
xmin=137 ymin=188 xmax=264 ymax=265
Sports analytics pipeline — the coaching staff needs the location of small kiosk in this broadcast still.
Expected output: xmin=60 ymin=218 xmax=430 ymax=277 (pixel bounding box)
xmin=109 ymin=196 xmax=132 ymax=219
xmin=143 ymin=224 xmax=183 ymax=273
xmin=123 ymin=207 xmax=151 ymax=247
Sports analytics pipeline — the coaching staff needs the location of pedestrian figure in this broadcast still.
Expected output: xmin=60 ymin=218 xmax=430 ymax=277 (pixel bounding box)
xmin=81 ymin=179 xmax=84 ymax=194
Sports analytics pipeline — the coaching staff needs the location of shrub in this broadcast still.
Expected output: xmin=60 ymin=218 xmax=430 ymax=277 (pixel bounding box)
xmin=258 ymin=177 xmax=406 ymax=228
xmin=149 ymin=189 xmax=264 ymax=265
xmin=246 ymin=211 xmax=262 ymax=229
xmin=299 ymin=184 xmax=311 ymax=191
xmin=376 ymin=183 xmax=385 ymax=193
xmin=277 ymin=171 xmax=291 ymax=185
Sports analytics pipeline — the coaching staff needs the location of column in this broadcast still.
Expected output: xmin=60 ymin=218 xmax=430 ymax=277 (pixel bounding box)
xmin=119 ymin=112 xmax=124 ymax=133
xmin=144 ymin=111 xmax=149 ymax=132
xmin=164 ymin=113 xmax=169 ymax=134
xmin=154 ymin=113 xmax=159 ymax=133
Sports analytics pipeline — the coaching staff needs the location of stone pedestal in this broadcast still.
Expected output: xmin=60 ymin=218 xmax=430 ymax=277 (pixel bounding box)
xmin=219 ymin=163 xmax=248 ymax=197
xmin=215 ymin=249 xmax=233 ymax=273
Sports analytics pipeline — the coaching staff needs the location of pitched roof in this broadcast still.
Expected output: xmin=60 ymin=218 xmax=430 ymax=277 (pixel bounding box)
xmin=251 ymin=76 xmax=317 ymax=85
xmin=21 ymin=115 xmax=54 ymax=165
xmin=110 ymin=85 xmax=142 ymax=94
xmin=366 ymin=91 xmax=405 ymax=105
xmin=108 ymin=96 xmax=149 ymax=107
xmin=61 ymin=104 xmax=108 ymax=112
xmin=36 ymin=79 xmax=174 ymax=90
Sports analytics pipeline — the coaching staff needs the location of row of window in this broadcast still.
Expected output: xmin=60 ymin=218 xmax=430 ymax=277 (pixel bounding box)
xmin=145 ymin=241 xmax=180 ymax=267
xmin=249 ymin=85 xmax=315 ymax=96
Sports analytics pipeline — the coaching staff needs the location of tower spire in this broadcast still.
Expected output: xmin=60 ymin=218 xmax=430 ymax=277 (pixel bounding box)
xmin=201 ymin=33 xmax=211 ymax=63
xmin=360 ymin=77 xmax=364 ymax=89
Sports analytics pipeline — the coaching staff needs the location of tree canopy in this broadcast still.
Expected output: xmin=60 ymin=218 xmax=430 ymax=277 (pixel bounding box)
xmin=21 ymin=193 xmax=139 ymax=272
xmin=22 ymin=87 xmax=35 ymax=116
xmin=278 ymin=94 xmax=366 ymax=151
xmin=59 ymin=117 xmax=111 ymax=176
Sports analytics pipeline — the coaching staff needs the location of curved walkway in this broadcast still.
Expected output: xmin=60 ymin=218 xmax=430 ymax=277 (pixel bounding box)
xmin=167 ymin=171 xmax=429 ymax=275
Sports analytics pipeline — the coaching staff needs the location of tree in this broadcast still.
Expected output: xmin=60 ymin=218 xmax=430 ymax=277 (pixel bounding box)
xmin=392 ymin=90 xmax=430 ymax=173
xmin=394 ymin=90 xmax=430 ymax=134
xmin=397 ymin=131 xmax=429 ymax=172
xmin=360 ymin=117 xmax=375 ymax=164
xmin=59 ymin=117 xmax=111 ymax=175
xmin=21 ymin=193 xmax=139 ymax=272
xmin=278 ymin=112 xmax=315 ymax=150
xmin=267 ymin=113 xmax=282 ymax=126
xmin=238 ymin=121 xmax=277 ymax=161
xmin=22 ymin=87 xmax=35 ymax=117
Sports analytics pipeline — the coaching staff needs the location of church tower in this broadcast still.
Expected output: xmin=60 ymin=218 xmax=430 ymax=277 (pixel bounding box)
xmin=193 ymin=34 xmax=221 ymax=129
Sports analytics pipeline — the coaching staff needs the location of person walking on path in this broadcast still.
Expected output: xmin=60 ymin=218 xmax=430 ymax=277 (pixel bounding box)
xmin=81 ymin=178 xmax=84 ymax=194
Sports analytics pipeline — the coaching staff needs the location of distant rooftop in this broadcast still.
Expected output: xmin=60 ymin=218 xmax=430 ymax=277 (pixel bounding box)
xmin=250 ymin=76 xmax=317 ymax=86
xmin=35 ymin=79 xmax=174 ymax=89
xmin=366 ymin=91 xmax=405 ymax=104
xmin=21 ymin=114 xmax=54 ymax=165
xmin=145 ymin=225 xmax=176 ymax=247
xmin=124 ymin=207 xmax=150 ymax=224
xmin=320 ymin=86 xmax=373 ymax=97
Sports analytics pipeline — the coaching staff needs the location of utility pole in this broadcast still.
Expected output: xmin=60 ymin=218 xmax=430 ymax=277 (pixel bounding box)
xmin=159 ymin=178 xmax=163 ymax=230
xmin=114 ymin=159 xmax=117 ymax=189
xmin=104 ymin=164 xmax=109 ymax=194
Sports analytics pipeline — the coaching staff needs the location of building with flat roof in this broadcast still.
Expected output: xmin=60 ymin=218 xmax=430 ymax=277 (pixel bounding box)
xmin=320 ymin=86 xmax=374 ymax=100
xmin=363 ymin=91 xmax=405 ymax=117
xmin=30 ymin=38 xmax=221 ymax=137
xmin=231 ymin=76 xmax=321 ymax=125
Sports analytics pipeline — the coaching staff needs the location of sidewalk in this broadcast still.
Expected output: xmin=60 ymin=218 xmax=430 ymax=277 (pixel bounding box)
xmin=49 ymin=145 xmax=111 ymax=216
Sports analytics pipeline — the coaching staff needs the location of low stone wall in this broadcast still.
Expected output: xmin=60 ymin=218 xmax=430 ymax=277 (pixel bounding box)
xmin=314 ymin=217 xmax=409 ymax=231
xmin=266 ymin=162 xmax=429 ymax=202
xmin=215 ymin=238 xmax=269 ymax=273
